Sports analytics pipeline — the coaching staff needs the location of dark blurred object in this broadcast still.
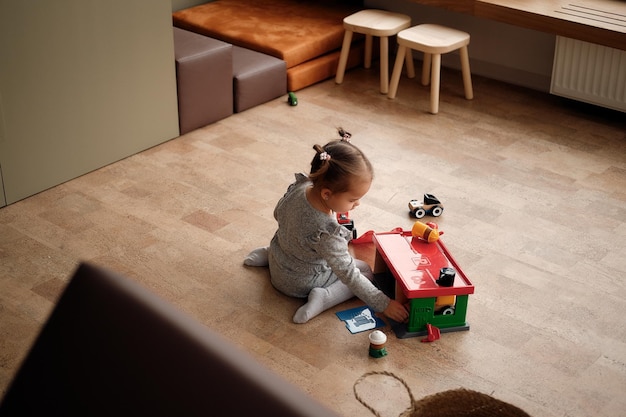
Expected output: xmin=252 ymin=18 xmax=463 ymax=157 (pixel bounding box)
xmin=0 ymin=262 xmax=340 ymax=417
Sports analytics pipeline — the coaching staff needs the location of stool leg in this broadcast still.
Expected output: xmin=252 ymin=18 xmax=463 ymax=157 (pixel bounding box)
xmin=335 ymin=30 xmax=353 ymax=84
xmin=380 ymin=36 xmax=389 ymax=94
xmin=387 ymin=45 xmax=406 ymax=99
xmin=460 ymin=45 xmax=474 ymax=100
xmin=405 ymin=49 xmax=415 ymax=79
xmin=421 ymin=53 xmax=431 ymax=86
xmin=364 ymin=34 xmax=373 ymax=69
xmin=430 ymin=53 xmax=441 ymax=114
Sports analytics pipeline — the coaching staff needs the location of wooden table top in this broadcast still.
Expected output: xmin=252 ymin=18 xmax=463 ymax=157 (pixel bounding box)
xmin=406 ymin=0 xmax=626 ymax=50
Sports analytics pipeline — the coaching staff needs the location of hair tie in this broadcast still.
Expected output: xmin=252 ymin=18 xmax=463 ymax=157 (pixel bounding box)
xmin=319 ymin=151 xmax=331 ymax=161
xmin=338 ymin=127 xmax=352 ymax=142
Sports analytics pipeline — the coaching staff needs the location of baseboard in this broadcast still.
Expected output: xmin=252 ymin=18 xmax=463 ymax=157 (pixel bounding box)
xmin=439 ymin=54 xmax=552 ymax=93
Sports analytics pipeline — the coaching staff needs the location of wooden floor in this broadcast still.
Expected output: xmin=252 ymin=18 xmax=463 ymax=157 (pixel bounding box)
xmin=1 ymin=67 xmax=625 ymax=416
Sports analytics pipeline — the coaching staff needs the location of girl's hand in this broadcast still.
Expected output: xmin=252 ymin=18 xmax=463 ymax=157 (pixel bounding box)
xmin=384 ymin=300 xmax=409 ymax=323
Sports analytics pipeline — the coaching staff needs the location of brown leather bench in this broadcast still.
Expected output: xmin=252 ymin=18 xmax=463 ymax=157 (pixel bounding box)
xmin=172 ymin=0 xmax=365 ymax=92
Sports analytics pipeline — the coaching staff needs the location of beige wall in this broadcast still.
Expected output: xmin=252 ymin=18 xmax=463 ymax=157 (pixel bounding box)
xmin=0 ymin=0 xmax=180 ymax=206
xmin=0 ymin=167 xmax=5 ymax=207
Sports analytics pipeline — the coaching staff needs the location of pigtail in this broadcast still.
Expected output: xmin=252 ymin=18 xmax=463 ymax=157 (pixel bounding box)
xmin=310 ymin=144 xmax=330 ymax=177
xmin=313 ymin=144 xmax=331 ymax=161
xmin=337 ymin=127 xmax=351 ymax=142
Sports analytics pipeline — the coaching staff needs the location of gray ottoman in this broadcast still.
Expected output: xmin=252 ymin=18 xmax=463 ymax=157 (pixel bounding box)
xmin=233 ymin=47 xmax=287 ymax=113
xmin=174 ymin=28 xmax=233 ymax=134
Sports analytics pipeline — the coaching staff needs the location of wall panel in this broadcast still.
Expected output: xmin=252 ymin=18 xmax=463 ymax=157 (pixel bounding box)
xmin=0 ymin=0 xmax=179 ymax=205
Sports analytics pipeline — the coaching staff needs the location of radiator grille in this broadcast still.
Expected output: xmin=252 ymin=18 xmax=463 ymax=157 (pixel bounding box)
xmin=551 ymin=36 xmax=626 ymax=112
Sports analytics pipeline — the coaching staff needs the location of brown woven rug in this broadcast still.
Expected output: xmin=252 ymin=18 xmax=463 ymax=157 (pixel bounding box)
xmin=354 ymin=371 xmax=531 ymax=417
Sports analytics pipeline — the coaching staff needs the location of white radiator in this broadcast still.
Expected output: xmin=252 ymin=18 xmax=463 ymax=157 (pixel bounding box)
xmin=551 ymin=36 xmax=626 ymax=112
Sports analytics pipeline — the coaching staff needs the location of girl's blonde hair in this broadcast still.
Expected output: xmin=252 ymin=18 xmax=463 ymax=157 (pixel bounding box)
xmin=309 ymin=130 xmax=373 ymax=193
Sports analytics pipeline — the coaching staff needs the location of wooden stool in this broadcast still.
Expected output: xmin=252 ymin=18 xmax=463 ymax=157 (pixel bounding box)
xmin=335 ymin=9 xmax=412 ymax=94
xmin=388 ymin=24 xmax=473 ymax=114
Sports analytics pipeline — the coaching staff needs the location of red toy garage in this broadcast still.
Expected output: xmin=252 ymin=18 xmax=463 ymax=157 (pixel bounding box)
xmin=372 ymin=227 xmax=474 ymax=339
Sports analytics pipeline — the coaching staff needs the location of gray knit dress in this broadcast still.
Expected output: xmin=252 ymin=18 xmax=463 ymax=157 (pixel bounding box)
xmin=268 ymin=174 xmax=390 ymax=313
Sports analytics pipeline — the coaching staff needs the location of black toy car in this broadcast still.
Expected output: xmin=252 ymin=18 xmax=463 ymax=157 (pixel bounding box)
xmin=408 ymin=194 xmax=444 ymax=218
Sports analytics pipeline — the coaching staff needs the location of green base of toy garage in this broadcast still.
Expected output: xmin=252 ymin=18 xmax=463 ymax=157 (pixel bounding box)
xmin=390 ymin=295 xmax=471 ymax=339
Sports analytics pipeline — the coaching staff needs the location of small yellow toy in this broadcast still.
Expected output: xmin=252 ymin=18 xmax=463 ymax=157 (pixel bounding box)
xmin=411 ymin=221 xmax=440 ymax=243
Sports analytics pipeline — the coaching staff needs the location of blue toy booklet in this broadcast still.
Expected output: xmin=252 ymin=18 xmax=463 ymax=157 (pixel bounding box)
xmin=336 ymin=305 xmax=386 ymax=334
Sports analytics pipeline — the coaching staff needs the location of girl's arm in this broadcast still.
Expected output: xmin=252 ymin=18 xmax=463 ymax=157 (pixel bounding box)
xmin=317 ymin=232 xmax=391 ymax=312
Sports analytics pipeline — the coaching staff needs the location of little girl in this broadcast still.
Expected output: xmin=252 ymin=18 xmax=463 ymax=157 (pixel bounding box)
xmin=245 ymin=131 xmax=408 ymax=324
